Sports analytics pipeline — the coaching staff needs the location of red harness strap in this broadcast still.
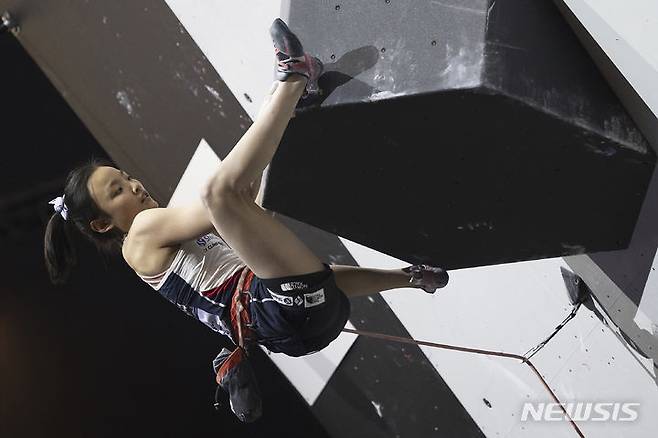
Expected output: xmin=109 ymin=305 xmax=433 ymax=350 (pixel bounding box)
xmin=215 ymin=267 xmax=256 ymax=386
xmin=230 ymin=267 xmax=255 ymax=348
xmin=215 ymin=346 xmax=248 ymax=385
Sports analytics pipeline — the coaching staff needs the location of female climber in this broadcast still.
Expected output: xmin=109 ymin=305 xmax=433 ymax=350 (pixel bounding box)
xmin=43 ymin=19 xmax=448 ymax=420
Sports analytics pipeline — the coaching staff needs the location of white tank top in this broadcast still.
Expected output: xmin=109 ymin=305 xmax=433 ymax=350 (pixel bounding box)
xmin=136 ymin=233 xmax=246 ymax=342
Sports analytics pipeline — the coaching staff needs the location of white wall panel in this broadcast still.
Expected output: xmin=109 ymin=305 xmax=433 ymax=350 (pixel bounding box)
xmin=562 ymin=0 xmax=658 ymax=118
xmin=533 ymin=313 xmax=658 ymax=436
xmin=580 ymin=0 xmax=658 ymax=70
xmin=164 ymin=0 xmax=284 ymax=120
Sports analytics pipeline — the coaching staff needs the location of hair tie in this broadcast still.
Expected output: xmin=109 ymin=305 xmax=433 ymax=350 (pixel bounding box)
xmin=49 ymin=195 xmax=69 ymax=221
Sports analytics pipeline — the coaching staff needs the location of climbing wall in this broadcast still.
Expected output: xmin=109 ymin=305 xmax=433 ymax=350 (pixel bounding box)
xmin=3 ymin=0 xmax=657 ymax=436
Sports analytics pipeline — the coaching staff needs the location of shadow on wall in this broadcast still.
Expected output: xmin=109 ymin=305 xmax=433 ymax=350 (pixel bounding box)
xmin=297 ymin=45 xmax=380 ymax=110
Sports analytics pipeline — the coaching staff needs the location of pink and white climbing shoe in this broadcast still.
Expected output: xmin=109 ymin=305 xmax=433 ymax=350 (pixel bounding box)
xmin=403 ymin=264 xmax=449 ymax=293
xmin=270 ymin=18 xmax=323 ymax=95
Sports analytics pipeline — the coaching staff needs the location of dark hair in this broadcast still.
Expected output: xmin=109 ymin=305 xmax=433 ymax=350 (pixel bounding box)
xmin=44 ymin=158 xmax=125 ymax=284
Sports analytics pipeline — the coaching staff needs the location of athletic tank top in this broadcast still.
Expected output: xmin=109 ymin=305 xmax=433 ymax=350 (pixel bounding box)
xmin=136 ymin=233 xmax=246 ymax=343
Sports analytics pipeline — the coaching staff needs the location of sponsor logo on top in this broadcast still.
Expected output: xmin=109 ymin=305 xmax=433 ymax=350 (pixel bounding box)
xmin=281 ymin=282 xmax=309 ymax=292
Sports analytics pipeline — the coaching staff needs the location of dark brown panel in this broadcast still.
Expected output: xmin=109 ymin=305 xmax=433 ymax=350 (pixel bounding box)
xmin=0 ymin=0 xmax=249 ymax=202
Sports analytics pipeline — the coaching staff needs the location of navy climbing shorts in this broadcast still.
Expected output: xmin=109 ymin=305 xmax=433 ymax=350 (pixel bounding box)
xmin=247 ymin=263 xmax=351 ymax=357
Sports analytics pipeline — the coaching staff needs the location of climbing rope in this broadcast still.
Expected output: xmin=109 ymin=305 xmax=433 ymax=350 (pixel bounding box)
xmin=341 ymin=327 xmax=585 ymax=437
